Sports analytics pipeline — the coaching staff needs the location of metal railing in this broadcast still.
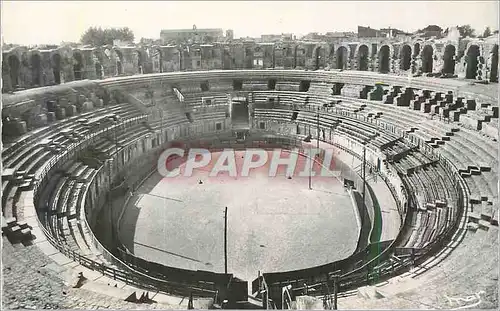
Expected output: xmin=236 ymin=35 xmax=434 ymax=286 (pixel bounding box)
xmin=260 ymin=137 xmax=469 ymax=305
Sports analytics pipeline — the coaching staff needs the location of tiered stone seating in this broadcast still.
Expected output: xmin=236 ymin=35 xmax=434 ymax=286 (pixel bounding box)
xmin=275 ymin=81 xmax=301 ymax=91
xmin=242 ymin=80 xmax=269 ymax=91
xmin=392 ymin=152 xmax=438 ymax=175
xmin=1 ymin=104 xmax=146 ymax=238
xmin=382 ymin=141 xmax=416 ymax=161
xmin=38 ymin=162 xmax=103 ymax=261
xmin=394 ymin=147 xmax=459 ymax=248
xmin=115 ymin=123 xmax=150 ymax=146
xmin=182 ymin=91 xmax=230 ymax=108
xmin=3 ymin=70 xmax=498 ymax=307
xmin=459 ymin=104 xmax=498 ymax=131
xmin=307 ymin=82 xmax=334 ymax=95
xmin=191 ymin=107 xmax=229 ymax=123
xmin=340 ymin=85 xmax=364 ymax=98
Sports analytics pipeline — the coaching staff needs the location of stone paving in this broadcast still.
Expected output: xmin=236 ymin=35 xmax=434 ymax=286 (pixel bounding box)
xmin=2 ymin=237 xmax=180 ymax=310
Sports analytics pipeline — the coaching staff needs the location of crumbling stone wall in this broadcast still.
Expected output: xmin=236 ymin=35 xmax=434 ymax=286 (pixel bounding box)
xmin=2 ymin=37 xmax=498 ymax=93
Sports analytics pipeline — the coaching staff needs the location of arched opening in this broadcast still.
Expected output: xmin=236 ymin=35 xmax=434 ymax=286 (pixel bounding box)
xmin=443 ymin=45 xmax=456 ymax=74
xmin=378 ymin=45 xmax=390 ymax=73
xmin=73 ymin=52 xmax=83 ymax=80
xmin=134 ymin=51 xmax=143 ymax=74
xmin=153 ymin=49 xmax=163 ymax=73
xmin=223 ymin=49 xmax=232 ymax=70
xmin=421 ymin=45 xmax=434 ymax=73
xmin=293 ymin=45 xmax=299 ymax=68
xmin=115 ymin=50 xmax=123 ymax=75
xmin=489 ymin=44 xmax=498 ymax=82
xmin=314 ymin=46 xmax=321 ymax=70
xmin=400 ymin=45 xmax=412 ymax=71
xmin=52 ymin=54 xmax=61 ymax=84
xmin=8 ymin=55 xmax=20 ymax=87
xmin=177 ymin=49 xmax=183 ymax=71
xmin=357 ymin=45 xmax=369 ymax=71
xmin=245 ymin=47 xmax=254 ymax=69
xmin=466 ymin=45 xmax=480 ymax=79
xmin=31 ymin=54 xmax=42 ymax=86
xmin=294 ymin=46 xmax=306 ymax=68
xmin=336 ymin=46 xmax=348 ymax=69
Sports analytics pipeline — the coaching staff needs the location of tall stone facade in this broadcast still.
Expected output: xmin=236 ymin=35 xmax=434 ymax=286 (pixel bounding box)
xmin=2 ymin=38 xmax=498 ymax=93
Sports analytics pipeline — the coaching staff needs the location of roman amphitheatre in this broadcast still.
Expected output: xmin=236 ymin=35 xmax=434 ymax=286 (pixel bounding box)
xmin=1 ymin=31 xmax=499 ymax=310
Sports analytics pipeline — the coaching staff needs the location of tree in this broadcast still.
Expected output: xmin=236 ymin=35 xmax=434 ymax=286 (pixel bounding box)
xmin=482 ymin=27 xmax=492 ymax=38
xmin=457 ymin=25 xmax=476 ymax=38
xmin=81 ymin=27 xmax=135 ymax=46
xmin=421 ymin=25 xmax=443 ymax=33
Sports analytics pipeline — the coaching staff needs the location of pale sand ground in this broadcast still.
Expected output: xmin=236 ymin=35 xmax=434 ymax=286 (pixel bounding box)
xmin=119 ymin=150 xmax=359 ymax=282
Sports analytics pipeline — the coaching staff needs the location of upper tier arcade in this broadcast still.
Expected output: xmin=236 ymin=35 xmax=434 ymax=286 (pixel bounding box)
xmin=2 ymin=37 xmax=498 ymax=93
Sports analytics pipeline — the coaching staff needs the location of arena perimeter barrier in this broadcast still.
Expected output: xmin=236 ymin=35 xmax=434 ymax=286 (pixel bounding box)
xmin=31 ymin=117 xmax=221 ymax=299
xmin=256 ymin=142 xmax=468 ymax=307
xmin=27 ymin=98 xmax=469 ymax=305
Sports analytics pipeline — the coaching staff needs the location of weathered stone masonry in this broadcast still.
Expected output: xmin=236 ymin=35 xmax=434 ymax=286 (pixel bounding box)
xmin=2 ymin=39 xmax=498 ymax=93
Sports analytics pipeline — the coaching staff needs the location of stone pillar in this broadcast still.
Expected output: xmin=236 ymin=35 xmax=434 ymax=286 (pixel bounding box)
xmin=68 ymin=93 xmax=78 ymax=105
xmin=477 ymin=55 xmax=487 ymax=81
xmin=82 ymin=101 xmax=94 ymax=112
xmin=65 ymin=104 xmax=77 ymax=117
xmin=34 ymin=114 xmax=48 ymax=127
xmin=15 ymin=120 xmax=28 ymax=135
xmin=56 ymin=107 xmax=66 ymax=120
xmin=372 ymin=54 xmax=379 ymax=72
xmin=58 ymin=97 xmax=69 ymax=108
xmin=47 ymin=112 xmax=56 ymax=122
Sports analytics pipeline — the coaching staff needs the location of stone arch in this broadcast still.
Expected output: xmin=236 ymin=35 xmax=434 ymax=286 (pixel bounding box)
xmin=465 ymin=44 xmax=480 ymax=79
xmin=114 ymin=49 xmax=124 ymax=75
xmin=294 ymin=44 xmax=306 ymax=68
xmin=378 ymin=45 xmax=391 ymax=73
xmin=245 ymin=46 xmax=254 ymax=69
xmin=489 ymin=44 xmax=498 ymax=82
xmin=336 ymin=45 xmax=349 ymax=69
xmin=271 ymin=45 xmax=276 ymax=68
xmin=222 ymin=48 xmax=232 ymax=70
xmin=73 ymin=51 xmax=83 ymax=80
xmin=357 ymin=45 xmax=369 ymax=71
xmin=8 ymin=54 xmax=20 ymax=87
xmin=421 ymin=45 xmax=434 ymax=73
xmin=400 ymin=45 xmax=412 ymax=70
xmin=313 ymin=45 xmax=323 ymax=70
xmin=51 ymin=53 xmax=62 ymax=84
xmin=30 ymin=53 xmax=42 ymax=86
xmin=442 ymin=44 xmax=456 ymax=74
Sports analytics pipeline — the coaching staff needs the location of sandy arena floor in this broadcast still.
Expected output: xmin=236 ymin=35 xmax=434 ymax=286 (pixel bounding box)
xmin=119 ymin=150 xmax=360 ymax=282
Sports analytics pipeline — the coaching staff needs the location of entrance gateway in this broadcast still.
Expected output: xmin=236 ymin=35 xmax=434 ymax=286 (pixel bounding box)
xmin=230 ymin=94 xmax=250 ymax=130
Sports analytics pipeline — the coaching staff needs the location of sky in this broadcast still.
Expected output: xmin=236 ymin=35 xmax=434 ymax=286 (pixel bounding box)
xmin=1 ymin=1 xmax=499 ymax=45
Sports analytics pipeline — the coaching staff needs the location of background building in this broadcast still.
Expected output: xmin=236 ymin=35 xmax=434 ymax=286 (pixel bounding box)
xmin=160 ymin=25 xmax=225 ymax=44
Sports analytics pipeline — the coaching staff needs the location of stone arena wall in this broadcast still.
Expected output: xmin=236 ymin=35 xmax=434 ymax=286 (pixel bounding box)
xmin=2 ymin=39 xmax=498 ymax=93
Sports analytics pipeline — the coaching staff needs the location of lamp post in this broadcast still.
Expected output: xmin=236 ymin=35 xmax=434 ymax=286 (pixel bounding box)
xmin=224 ymin=206 xmax=228 ymax=275
xmin=362 ymin=144 xmax=366 ymax=226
